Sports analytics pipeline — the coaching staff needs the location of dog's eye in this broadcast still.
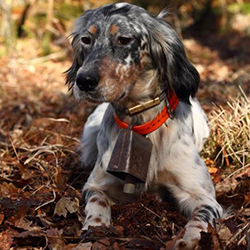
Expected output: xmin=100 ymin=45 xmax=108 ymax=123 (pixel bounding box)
xmin=81 ymin=36 xmax=91 ymax=45
xmin=118 ymin=36 xmax=133 ymax=45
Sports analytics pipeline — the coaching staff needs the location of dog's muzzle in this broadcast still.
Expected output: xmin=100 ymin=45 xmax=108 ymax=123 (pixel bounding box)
xmin=76 ymin=72 xmax=100 ymax=92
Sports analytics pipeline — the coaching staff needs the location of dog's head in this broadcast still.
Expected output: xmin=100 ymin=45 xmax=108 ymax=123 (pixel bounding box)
xmin=66 ymin=2 xmax=199 ymax=104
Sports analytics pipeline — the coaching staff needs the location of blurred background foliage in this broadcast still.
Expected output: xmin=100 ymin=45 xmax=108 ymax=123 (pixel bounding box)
xmin=0 ymin=0 xmax=250 ymax=57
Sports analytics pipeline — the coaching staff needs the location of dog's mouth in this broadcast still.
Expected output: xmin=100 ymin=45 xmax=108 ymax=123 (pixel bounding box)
xmin=84 ymin=92 xmax=105 ymax=103
xmin=82 ymin=87 xmax=128 ymax=103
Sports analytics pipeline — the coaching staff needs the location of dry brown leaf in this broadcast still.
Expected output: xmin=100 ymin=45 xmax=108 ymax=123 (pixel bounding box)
xmin=65 ymin=242 xmax=92 ymax=250
xmin=0 ymin=182 xmax=19 ymax=197
xmin=16 ymin=230 xmax=44 ymax=239
xmin=92 ymin=239 xmax=110 ymax=250
xmin=208 ymin=167 xmax=218 ymax=174
xmin=208 ymin=167 xmax=222 ymax=183
xmin=165 ymin=228 xmax=185 ymax=249
xmin=113 ymin=241 xmax=126 ymax=250
xmin=55 ymin=166 xmax=67 ymax=191
xmin=4 ymin=201 xmax=41 ymax=231
xmin=215 ymin=178 xmax=238 ymax=195
xmin=244 ymin=192 xmax=250 ymax=204
xmin=46 ymin=228 xmax=65 ymax=249
xmin=217 ymin=224 xmax=232 ymax=242
xmin=54 ymin=197 xmax=79 ymax=218
xmin=0 ymin=212 xmax=4 ymax=225
xmin=113 ymin=225 xmax=124 ymax=235
xmin=6 ymin=215 xmax=40 ymax=231
xmin=0 ymin=229 xmax=18 ymax=250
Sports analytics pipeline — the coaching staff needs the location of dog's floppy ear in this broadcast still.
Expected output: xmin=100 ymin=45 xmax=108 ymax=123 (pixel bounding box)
xmin=65 ymin=9 xmax=94 ymax=88
xmin=148 ymin=12 xmax=199 ymax=103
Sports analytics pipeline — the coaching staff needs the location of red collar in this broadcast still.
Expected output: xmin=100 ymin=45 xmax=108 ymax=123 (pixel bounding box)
xmin=114 ymin=90 xmax=179 ymax=135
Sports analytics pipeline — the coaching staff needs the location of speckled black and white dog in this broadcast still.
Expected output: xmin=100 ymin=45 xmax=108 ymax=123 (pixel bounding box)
xmin=66 ymin=2 xmax=223 ymax=249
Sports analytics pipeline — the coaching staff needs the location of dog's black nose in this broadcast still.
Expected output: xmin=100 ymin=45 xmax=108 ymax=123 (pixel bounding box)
xmin=76 ymin=73 xmax=100 ymax=92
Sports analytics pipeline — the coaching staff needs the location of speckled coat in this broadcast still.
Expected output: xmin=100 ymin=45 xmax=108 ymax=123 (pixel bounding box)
xmin=66 ymin=3 xmax=223 ymax=249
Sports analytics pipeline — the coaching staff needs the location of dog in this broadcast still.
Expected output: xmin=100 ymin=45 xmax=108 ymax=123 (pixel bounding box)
xmin=66 ymin=2 xmax=223 ymax=249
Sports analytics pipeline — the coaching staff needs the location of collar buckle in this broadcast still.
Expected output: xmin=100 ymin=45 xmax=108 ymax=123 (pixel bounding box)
xmin=128 ymin=96 xmax=161 ymax=115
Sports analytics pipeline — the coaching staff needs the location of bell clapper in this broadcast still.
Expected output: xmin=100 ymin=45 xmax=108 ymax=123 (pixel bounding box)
xmin=123 ymin=175 xmax=137 ymax=194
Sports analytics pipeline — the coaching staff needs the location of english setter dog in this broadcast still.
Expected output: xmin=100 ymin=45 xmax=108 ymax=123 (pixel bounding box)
xmin=66 ymin=3 xmax=223 ymax=249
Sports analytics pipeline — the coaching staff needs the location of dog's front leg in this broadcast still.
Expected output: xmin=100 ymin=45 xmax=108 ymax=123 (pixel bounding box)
xmin=174 ymin=200 xmax=222 ymax=249
xmin=170 ymin=167 xmax=223 ymax=249
xmin=159 ymin=147 xmax=223 ymax=249
xmin=82 ymin=166 xmax=114 ymax=230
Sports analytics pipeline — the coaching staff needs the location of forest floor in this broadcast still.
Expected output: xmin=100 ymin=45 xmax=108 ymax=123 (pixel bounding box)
xmin=0 ymin=30 xmax=249 ymax=249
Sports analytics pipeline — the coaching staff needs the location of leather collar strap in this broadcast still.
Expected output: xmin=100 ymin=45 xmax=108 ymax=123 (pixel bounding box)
xmin=114 ymin=90 xmax=179 ymax=135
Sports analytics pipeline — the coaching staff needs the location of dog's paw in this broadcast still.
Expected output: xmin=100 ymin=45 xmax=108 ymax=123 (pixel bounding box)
xmin=82 ymin=216 xmax=110 ymax=230
xmin=174 ymin=238 xmax=199 ymax=250
xmin=173 ymin=220 xmax=207 ymax=250
xmin=83 ymin=194 xmax=112 ymax=231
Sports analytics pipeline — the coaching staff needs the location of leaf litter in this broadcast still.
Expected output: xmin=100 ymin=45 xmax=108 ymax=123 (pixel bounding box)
xmin=0 ymin=33 xmax=250 ymax=249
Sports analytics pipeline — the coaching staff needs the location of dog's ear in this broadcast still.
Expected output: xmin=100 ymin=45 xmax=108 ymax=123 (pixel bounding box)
xmin=65 ymin=10 xmax=94 ymax=88
xmin=148 ymin=14 xmax=199 ymax=103
xmin=65 ymin=33 xmax=83 ymax=88
xmin=65 ymin=57 xmax=79 ymax=89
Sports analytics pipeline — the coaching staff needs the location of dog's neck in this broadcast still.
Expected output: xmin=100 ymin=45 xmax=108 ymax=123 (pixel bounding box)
xmin=112 ymin=72 xmax=168 ymax=125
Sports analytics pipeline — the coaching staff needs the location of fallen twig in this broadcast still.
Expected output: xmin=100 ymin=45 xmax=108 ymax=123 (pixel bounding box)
xmin=141 ymin=203 xmax=161 ymax=219
xmin=226 ymin=222 xmax=249 ymax=247
xmin=35 ymin=187 xmax=56 ymax=211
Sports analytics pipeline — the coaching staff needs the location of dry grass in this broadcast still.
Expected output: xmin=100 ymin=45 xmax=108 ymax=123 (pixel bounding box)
xmin=204 ymin=87 xmax=250 ymax=170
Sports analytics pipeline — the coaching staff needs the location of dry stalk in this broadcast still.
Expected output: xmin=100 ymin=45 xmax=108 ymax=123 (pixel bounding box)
xmin=204 ymin=88 xmax=250 ymax=169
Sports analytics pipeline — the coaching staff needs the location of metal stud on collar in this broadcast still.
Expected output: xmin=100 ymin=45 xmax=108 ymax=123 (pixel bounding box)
xmin=165 ymin=96 xmax=173 ymax=119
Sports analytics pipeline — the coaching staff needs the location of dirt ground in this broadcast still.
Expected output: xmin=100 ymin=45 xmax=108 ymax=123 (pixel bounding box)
xmin=0 ymin=30 xmax=249 ymax=249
